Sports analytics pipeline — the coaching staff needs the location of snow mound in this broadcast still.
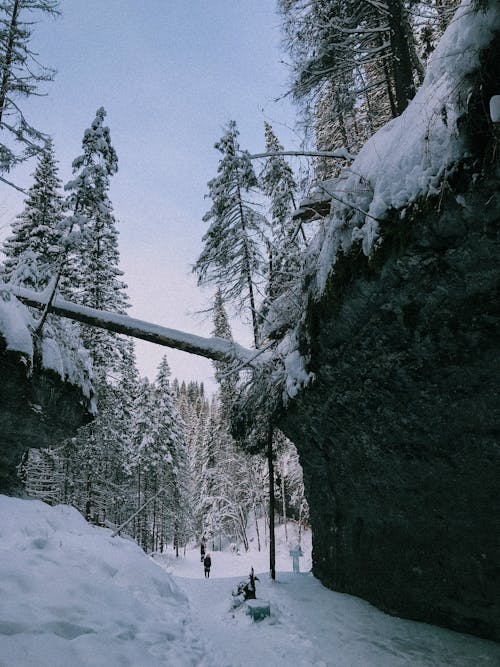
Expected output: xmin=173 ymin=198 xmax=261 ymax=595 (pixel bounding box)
xmin=0 ymin=496 xmax=204 ymax=667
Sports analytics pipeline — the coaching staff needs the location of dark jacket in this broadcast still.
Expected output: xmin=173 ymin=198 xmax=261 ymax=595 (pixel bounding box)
xmin=203 ymin=555 xmax=211 ymax=569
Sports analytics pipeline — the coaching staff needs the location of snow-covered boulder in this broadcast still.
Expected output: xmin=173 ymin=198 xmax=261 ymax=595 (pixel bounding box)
xmin=0 ymin=496 xmax=203 ymax=666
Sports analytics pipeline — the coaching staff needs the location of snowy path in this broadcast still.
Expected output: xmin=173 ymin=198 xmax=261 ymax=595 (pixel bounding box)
xmin=1 ymin=498 xmax=499 ymax=666
xmin=158 ymin=548 xmax=500 ymax=667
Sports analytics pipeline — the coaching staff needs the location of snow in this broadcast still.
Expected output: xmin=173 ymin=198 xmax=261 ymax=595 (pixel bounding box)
xmin=0 ymin=284 xmax=93 ymax=402
xmin=490 ymin=95 xmax=500 ymax=123
xmin=12 ymin=284 xmax=255 ymax=366
xmin=0 ymin=495 xmax=203 ymax=667
xmin=0 ymin=287 xmax=34 ymax=358
xmin=1 ymin=498 xmax=499 ymax=666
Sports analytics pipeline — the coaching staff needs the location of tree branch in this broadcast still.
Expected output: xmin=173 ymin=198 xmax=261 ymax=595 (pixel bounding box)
xmin=249 ymin=149 xmax=355 ymax=160
xmin=0 ymin=174 xmax=26 ymax=193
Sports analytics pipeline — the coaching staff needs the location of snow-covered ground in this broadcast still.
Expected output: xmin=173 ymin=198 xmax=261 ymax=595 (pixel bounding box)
xmin=1 ymin=496 xmax=499 ymax=666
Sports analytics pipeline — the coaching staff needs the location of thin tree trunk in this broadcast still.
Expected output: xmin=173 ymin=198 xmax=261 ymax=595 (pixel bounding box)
xmin=254 ymin=506 xmax=261 ymax=552
xmin=234 ymin=170 xmax=259 ymax=348
xmin=387 ymin=0 xmax=416 ymax=114
xmin=268 ymin=426 xmax=276 ymax=581
xmin=85 ymin=472 xmax=92 ymax=522
xmin=281 ymin=464 xmax=288 ymax=542
xmin=298 ymin=507 xmax=303 ymax=546
xmin=376 ymin=31 xmax=398 ymax=119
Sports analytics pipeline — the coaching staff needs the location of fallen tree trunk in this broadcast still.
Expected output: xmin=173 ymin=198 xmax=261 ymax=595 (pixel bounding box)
xmin=12 ymin=286 xmax=254 ymax=365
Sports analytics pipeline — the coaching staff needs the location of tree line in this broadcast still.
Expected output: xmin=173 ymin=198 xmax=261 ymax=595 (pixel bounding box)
xmin=1 ymin=103 xmax=308 ymax=554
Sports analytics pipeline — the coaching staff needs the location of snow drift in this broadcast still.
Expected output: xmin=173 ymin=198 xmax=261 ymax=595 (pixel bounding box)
xmin=0 ymin=496 xmax=203 ymax=666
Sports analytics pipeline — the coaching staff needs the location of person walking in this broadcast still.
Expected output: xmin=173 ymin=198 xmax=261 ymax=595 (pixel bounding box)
xmin=203 ymin=553 xmax=212 ymax=578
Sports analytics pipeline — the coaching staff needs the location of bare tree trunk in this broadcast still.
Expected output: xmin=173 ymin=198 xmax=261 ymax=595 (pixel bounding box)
xmin=254 ymin=505 xmax=261 ymax=552
xmin=281 ymin=463 xmax=288 ymax=543
xmin=387 ymin=0 xmax=416 ymax=114
xmin=268 ymin=426 xmax=276 ymax=581
xmin=237 ymin=184 xmax=259 ymax=348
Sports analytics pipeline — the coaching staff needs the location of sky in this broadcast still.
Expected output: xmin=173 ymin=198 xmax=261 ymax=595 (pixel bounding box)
xmin=0 ymin=0 xmax=301 ymax=391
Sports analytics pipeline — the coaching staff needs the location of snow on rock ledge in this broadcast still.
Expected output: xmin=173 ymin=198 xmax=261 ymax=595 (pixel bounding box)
xmin=0 ymin=496 xmax=204 ymax=667
xmin=0 ymin=287 xmax=34 ymax=358
xmin=0 ymin=285 xmax=93 ymax=400
xmin=271 ymin=0 xmax=500 ymax=401
xmin=490 ymin=95 xmax=500 ymax=123
xmin=312 ymin=0 xmax=500 ymax=294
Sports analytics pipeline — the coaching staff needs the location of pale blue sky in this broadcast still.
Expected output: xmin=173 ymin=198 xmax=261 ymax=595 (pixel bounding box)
xmin=1 ymin=0 xmax=301 ymax=389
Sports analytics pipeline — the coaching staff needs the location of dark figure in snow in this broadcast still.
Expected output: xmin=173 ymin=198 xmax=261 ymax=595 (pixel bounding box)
xmin=200 ymin=541 xmax=206 ymax=563
xmin=246 ymin=567 xmax=259 ymax=599
xmin=203 ymin=553 xmax=211 ymax=578
xmin=233 ymin=567 xmax=259 ymax=601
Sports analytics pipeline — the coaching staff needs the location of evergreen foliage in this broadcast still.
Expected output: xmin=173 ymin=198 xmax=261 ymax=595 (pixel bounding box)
xmin=259 ymin=122 xmax=304 ymax=312
xmin=63 ymin=107 xmax=129 ymax=375
xmin=194 ymin=120 xmax=267 ymax=347
xmin=278 ymin=0 xmax=458 ymax=178
xmin=1 ymin=139 xmax=63 ymax=289
xmin=0 ymin=0 xmax=59 ymax=172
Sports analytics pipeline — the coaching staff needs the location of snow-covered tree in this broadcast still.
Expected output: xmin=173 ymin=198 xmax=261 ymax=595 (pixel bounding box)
xmin=259 ymin=122 xmax=305 ymax=303
xmin=0 ymin=0 xmax=59 ymax=172
xmin=1 ymin=139 xmax=63 ymax=288
xmin=211 ymin=289 xmax=238 ymax=416
xmin=260 ymin=122 xmax=298 ymax=230
xmin=128 ymin=356 xmax=190 ymax=554
xmin=278 ymin=0 xmax=446 ymax=178
xmin=63 ymin=107 xmax=129 ymax=374
xmin=194 ymin=120 xmax=267 ymax=347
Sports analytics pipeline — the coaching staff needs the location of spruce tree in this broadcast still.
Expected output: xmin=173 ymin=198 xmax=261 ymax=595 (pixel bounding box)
xmin=261 ymin=121 xmax=298 ymax=230
xmin=128 ymin=356 xmax=190 ymax=553
xmin=0 ymin=0 xmax=59 ymax=172
xmin=260 ymin=122 xmax=303 ymax=302
xmin=212 ymin=289 xmax=238 ymax=417
xmin=63 ymin=107 xmax=129 ymax=375
xmin=2 ymin=139 xmax=63 ymax=288
xmin=194 ymin=120 xmax=267 ymax=347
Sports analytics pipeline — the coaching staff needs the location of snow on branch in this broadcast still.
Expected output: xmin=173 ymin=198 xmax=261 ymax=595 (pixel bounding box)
xmin=12 ymin=285 xmax=255 ymax=365
xmin=0 ymin=175 xmax=26 ymax=193
xmin=248 ymin=149 xmax=355 ymax=161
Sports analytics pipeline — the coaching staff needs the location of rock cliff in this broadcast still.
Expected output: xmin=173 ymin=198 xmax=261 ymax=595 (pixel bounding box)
xmin=279 ymin=163 xmax=500 ymax=640
xmin=0 ymin=341 xmax=92 ymax=493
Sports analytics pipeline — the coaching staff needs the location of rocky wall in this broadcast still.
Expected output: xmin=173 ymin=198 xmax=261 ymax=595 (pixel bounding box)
xmin=279 ymin=166 xmax=500 ymax=641
xmin=0 ymin=342 xmax=92 ymax=493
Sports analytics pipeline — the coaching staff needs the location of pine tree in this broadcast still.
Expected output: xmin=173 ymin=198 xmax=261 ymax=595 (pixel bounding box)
xmin=259 ymin=122 xmax=304 ymax=302
xmin=260 ymin=122 xmax=298 ymax=229
xmin=2 ymin=139 xmax=63 ymax=288
xmin=127 ymin=356 xmax=190 ymax=553
xmin=194 ymin=120 xmax=267 ymax=347
xmin=212 ymin=289 xmax=238 ymax=417
xmin=0 ymin=0 xmax=59 ymax=172
xmin=63 ymin=107 xmax=129 ymax=375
